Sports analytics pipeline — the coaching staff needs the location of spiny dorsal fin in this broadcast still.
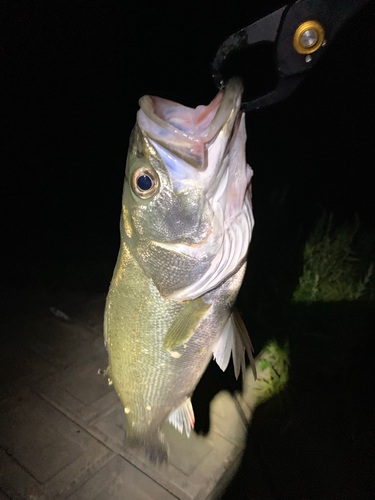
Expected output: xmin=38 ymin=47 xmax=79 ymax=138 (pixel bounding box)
xmin=163 ymin=297 xmax=211 ymax=351
xmin=168 ymin=398 xmax=195 ymax=437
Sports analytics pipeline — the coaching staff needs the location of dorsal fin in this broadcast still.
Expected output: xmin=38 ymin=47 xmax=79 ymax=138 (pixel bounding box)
xmin=213 ymin=309 xmax=256 ymax=381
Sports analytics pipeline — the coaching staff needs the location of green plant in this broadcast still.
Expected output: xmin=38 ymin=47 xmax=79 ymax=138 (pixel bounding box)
xmin=293 ymin=213 xmax=374 ymax=302
xmin=254 ymin=340 xmax=290 ymax=404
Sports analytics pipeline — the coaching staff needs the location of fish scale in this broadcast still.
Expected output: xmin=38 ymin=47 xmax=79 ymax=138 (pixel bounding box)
xmin=104 ymin=78 xmax=255 ymax=463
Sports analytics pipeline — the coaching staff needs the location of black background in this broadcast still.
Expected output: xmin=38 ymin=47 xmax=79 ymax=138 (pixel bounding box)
xmin=2 ymin=1 xmax=375 ymax=498
xmin=2 ymin=0 xmax=375 ymax=300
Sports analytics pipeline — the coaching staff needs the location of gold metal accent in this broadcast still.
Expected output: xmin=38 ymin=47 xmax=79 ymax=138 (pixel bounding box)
xmin=293 ymin=21 xmax=325 ymax=54
xmin=131 ymin=166 xmax=159 ymax=199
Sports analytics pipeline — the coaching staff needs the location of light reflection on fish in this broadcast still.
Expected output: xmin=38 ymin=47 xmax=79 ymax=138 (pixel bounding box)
xmin=104 ymin=78 xmax=255 ymax=463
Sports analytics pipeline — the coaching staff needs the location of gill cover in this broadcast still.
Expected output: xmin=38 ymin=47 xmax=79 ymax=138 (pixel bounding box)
xmin=123 ymin=78 xmax=254 ymax=300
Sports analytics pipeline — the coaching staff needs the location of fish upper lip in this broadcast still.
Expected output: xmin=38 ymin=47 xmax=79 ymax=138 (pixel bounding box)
xmin=137 ymin=78 xmax=244 ymax=169
xmin=139 ymin=78 xmax=243 ymax=142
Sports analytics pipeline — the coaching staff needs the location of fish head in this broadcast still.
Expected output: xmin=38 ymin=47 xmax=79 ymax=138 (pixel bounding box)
xmin=123 ymin=124 xmax=211 ymax=247
xmin=122 ymin=78 xmax=254 ymax=300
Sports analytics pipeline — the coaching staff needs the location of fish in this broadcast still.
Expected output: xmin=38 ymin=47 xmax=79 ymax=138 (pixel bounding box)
xmin=103 ymin=77 xmax=255 ymax=464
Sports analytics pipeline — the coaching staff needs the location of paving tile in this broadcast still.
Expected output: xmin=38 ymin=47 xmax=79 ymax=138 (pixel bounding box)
xmin=34 ymin=354 xmax=118 ymax=426
xmin=66 ymin=455 xmax=177 ymax=500
xmin=58 ymin=354 xmax=110 ymax=405
xmin=1 ymin=290 xmax=262 ymax=500
xmin=34 ymin=374 xmax=85 ymax=418
xmin=1 ymin=391 xmax=82 ymax=483
xmin=78 ymin=389 xmax=120 ymax=425
xmin=1 ymin=286 xmax=89 ymax=327
xmin=42 ymin=441 xmax=113 ymax=500
xmin=163 ymin=425 xmax=213 ymax=475
xmin=190 ymin=430 xmax=242 ymax=500
xmin=91 ymin=402 xmax=241 ymax=500
xmin=0 ymin=448 xmax=43 ymax=500
xmin=209 ymin=391 xmax=247 ymax=448
xmin=0 ymin=387 xmax=113 ymax=499
xmin=21 ymin=314 xmax=103 ymax=368
xmin=197 ymin=451 xmax=245 ymax=500
xmin=161 ymin=425 xmax=242 ymax=500
xmin=91 ymin=400 xmax=126 ymax=447
xmin=0 ymin=338 xmax=57 ymax=399
xmin=116 ymin=447 xmax=200 ymax=500
xmin=59 ymin=293 xmax=106 ymax=335
xmin=91 ymin=405 xmax=194 ymax=500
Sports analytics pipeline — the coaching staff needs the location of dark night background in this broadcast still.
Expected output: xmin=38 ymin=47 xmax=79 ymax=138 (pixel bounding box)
xmin=1 ymin=0 xmax=375 ymax=498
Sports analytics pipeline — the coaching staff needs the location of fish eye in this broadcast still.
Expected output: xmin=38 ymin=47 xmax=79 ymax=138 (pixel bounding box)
xmin=131 ymin=167 xmax=158 ymax=199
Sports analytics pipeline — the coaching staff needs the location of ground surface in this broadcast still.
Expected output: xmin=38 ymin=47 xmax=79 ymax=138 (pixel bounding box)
xmin=1 ymin=285 xmax=374 ymax=499
xmin=0 ymin=287 xmax=259 ymax=500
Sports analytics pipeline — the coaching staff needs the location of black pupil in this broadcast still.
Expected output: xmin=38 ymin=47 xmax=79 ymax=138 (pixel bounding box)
xmin=137 ymin=174 xmax=152 ymax=191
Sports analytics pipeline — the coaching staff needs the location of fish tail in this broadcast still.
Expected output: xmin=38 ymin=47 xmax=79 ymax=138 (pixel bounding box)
xmin=124 ymin=428 xmax=169 ymax=465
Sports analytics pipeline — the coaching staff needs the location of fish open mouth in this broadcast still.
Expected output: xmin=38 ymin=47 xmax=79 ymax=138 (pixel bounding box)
xmin=137 ymin=78 xmax=244 ymax=170
xmin=135 ymin=79 xmax=254 ymax=301
xmin=146 ymin=90 xmax=223 ymax=136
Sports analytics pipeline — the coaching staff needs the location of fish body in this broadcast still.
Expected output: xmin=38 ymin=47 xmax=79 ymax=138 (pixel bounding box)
xmin=104 ymin=78 xmax=255 ymax=463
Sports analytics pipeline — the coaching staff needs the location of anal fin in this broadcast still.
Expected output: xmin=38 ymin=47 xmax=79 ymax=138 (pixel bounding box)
xmin=168 ymin=398 xmax=195 ymax=437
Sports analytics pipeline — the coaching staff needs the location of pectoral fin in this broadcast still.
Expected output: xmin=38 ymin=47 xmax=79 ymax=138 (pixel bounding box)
xmin=213 ymin=309 xmax=256 ymax=381
xmin=163 ymin=297 xmax=211 ymax=351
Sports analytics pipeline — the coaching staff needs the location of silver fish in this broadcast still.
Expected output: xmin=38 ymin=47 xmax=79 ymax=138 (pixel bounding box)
xmin=104 ymin=78 xmax=255 ymax=463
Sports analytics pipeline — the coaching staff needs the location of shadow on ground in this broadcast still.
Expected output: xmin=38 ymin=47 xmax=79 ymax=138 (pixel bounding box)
xmin=221 ymin=301 xmax=375 ymax=500
xmin=1 ymin=261 xmax=374 ymax=499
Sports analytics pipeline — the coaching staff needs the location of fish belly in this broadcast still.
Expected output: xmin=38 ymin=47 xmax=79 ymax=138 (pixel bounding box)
xmin=104 ymin=237 xmax=246 ymax=462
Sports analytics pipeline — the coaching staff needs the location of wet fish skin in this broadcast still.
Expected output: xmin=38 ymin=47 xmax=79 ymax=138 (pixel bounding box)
xmin=104 ymin=78 xmax=255 ymax=463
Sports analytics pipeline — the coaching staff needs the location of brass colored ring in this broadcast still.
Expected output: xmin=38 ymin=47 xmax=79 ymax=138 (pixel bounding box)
xmin=293 ymin=20 xmax=325 ymax=55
